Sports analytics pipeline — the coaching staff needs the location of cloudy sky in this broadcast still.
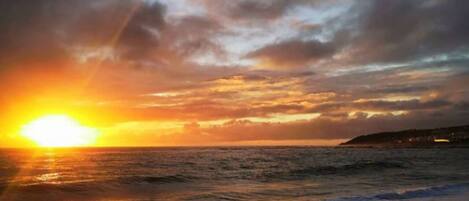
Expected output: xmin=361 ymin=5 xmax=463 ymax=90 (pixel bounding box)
xmin=1 ymin=0 xmax=468 ymax=146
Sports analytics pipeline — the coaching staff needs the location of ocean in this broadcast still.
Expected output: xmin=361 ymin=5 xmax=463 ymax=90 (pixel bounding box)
xmin=0 ymin=147 xmax=468 ymax=201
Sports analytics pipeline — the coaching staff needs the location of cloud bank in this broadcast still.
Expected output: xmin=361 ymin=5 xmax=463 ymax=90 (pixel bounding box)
xmin=1 ymin=0 xmax=468 ymax=146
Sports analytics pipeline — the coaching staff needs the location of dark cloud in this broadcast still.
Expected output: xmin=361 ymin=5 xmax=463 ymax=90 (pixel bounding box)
xmin=0 ymin=0 xmax=73 ymax=66
xmin=161 ymin=15 xmax=226 ymax=61
xmin=195 ymin=0 xmax=348 ymax=31
xmin=246 ymin=39 xmax=337 ymax=69
xmin=117 ymin=2 xmax=166 ymax=60
xmin=0 ymin=0 xmax=181 ymax=68
xmin=368 ymin=85 xmax=431 ymax=94
xmin=242 ymin=0 xmax=469 ymax=68
xmin=354 ymin=99 xmax=451 ymax=111
xmin=200 ymin=0 xmax=317 ymax=21
xmin=336 ymin=0 xmax=469 ymax=64
xmin=0 ymin=0 xmax=231 ymax=99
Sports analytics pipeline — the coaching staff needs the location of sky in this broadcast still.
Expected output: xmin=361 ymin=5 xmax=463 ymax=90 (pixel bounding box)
xmin=1 ymin=0 xmax=469 ymax=147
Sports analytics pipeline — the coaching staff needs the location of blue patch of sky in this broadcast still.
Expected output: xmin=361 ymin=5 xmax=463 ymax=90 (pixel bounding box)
xmin=286 ymin=1 xmax=354 ymax=42
xmin=211 ymin=3 xmax=353 ymax=67
xmin=157 ymin=0 xmax=206 ymax=18
xmin=328 ymin=52 xmax=468 ymax=77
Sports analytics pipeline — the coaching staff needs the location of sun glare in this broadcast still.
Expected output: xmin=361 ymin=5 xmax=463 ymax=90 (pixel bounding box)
xmin=21 ymin=115 xmax=98 ymax=147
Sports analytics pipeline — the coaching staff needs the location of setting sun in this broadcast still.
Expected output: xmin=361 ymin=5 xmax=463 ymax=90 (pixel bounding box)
xmin=21 ymin=115 xmax=98 ymax=147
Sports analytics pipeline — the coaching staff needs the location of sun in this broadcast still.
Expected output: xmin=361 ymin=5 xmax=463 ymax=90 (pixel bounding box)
xmin=21 ymin=115 xmax=98 ymax=147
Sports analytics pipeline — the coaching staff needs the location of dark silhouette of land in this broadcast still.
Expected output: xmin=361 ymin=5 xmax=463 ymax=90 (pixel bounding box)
xmin=341 ymin=125 xmax=469 ymax=147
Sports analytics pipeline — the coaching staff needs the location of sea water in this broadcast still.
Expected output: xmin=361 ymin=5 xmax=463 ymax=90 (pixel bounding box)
xmin=0 ymin=147 xmax=468 ymax=201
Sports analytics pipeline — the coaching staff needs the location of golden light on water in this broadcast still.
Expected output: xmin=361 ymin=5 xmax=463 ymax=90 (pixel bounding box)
xmin=20 ymin=115 xmax=98 ymax=147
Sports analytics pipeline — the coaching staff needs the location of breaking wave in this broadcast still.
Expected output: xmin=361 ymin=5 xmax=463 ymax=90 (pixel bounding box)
xmin=328 ymin=182 xmax=469 ymax=201
xmin=12 ymin=174 xmax=195 ymax=193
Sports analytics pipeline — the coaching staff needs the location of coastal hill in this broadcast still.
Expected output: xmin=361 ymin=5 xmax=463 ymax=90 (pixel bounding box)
xmin=341 ymin=124 xmax=469 ymax=146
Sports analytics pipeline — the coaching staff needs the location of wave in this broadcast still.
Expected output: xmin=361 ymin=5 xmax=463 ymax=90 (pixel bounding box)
xmin=327 ymin=182 xmax=469 ymax=201
xmin=9 ymin=174 xmax=195 ymax=194
xmin=290 ymin=161 xmax=406 ymax=176
xmin=118 ymin=174 xmax=195 ymax=184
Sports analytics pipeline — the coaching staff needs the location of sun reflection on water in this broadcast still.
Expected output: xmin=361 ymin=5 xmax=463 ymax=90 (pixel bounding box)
xmin=36 ymin=172 xmax=60 ymax=183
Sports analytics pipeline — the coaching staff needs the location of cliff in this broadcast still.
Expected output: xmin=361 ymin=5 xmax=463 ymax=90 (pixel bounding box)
xmin=341 ymin=125 xmax=469 ymax=146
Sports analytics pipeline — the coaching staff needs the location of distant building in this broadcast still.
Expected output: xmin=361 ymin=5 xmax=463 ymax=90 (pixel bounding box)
xmin=434 ymin=139 xmax=450 ymax=143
